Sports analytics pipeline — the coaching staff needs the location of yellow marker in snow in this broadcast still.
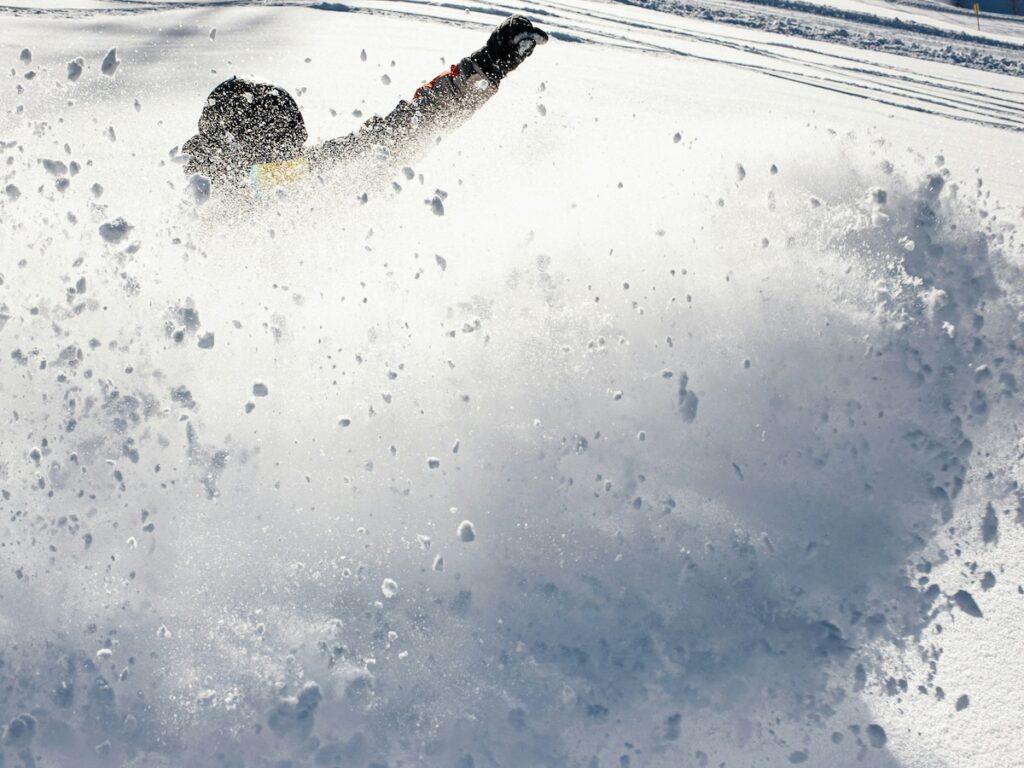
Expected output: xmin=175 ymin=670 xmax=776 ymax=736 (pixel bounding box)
xmin=973 ymin=3 xmax=981 ymax=31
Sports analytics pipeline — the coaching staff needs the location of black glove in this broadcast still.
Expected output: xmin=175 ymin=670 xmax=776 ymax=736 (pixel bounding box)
xmin=471 ymin=15 xmax=549 ymax=84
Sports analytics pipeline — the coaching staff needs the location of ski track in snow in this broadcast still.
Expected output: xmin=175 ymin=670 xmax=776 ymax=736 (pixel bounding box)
xmin=312 ymin=0 xmax=1024 ymax=132
xmin=3 ymin=1 xmax=1024 ymax=767
xmin=3 ymin=0 xmax=1024 ymax=130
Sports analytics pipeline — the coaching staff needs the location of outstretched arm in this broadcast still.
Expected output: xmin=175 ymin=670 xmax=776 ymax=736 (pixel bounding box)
xmin=306 ymin=15 xmax=549 ymax=175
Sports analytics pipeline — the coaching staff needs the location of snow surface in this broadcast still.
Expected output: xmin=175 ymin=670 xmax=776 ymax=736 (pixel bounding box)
xmin=2 ymin=1 xmax=1024 ymax=767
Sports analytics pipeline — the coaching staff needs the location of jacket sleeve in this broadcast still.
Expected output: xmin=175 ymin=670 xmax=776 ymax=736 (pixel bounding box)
xmin=307 ymin=56 xmax=497 ymax=175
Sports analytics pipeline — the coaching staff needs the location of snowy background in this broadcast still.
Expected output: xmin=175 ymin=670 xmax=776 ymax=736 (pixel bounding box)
xmin=2 ymin=0 xmax=1024 ymax=766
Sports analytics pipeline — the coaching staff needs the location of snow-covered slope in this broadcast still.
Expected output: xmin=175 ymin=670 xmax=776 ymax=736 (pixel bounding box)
xmin=620 ymin=0 xmax=1024 ymax=73
xmin=2 ymin=1 xmax=1024 ymax=767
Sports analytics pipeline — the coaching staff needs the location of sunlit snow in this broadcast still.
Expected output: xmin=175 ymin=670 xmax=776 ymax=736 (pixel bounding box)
xmin=2 ymin=1 xmax=1024 ymax=767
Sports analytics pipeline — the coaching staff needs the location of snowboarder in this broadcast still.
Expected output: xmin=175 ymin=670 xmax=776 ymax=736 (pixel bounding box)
xmin=183 ymin=15 xmax=549 ymax=193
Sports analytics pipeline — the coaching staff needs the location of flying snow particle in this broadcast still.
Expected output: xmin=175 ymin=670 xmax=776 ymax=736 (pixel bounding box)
xmin=101 ymin=48 xmax=119 ymax=76
xmin=953 ymin=589 xmax=983 ymax=618
xmin=381 ymin=578 xmax=398 ymax=599
xmin=67 ymin=58 xmax=84 ymax=81
xmin=427 ymin=457 xmax=440 ymax=469
xmin=429 ymin=195 xmax=445 ymax=216
xmin=866 ymin=724 xmax=887 ymax=747
xmin=360 ymin=49 xmax=367 ymax=61
xmin=42 ymin=159 xmax=68 ymax=176
xmin=736 ymin=163 xmax=746 ymax=182
xmin=537 ymin=103 xmax=546 ymax=116
xmin=3 ymin=714 xmax=36 ymax=747
xmin=252 ymin=382 xmax=269 ymax=397
xmin=955 ymin=694 xmax=970 ymax=711
xmin=432 ymin=556 xmax=444 ymax=572
xmin=209 ymin=28 xmax=217 ymax=40
xmin=673 ymin=132 xmax=682 ymax=143
xmin=338 ymin=416 xmax=352 ymax=427
xmin=4 ymin=184 xmax=20 ymax=201
xmin=982 ymin=502 xmax=998 ymax=544
xmin=457 ymin=520 xmax=475 ymax=542
xmin=98 ymin=217 xmax=132 ymax=243
xmin=676 ymin=372 xmax=699 ymax=423
xmin=435 ymin=254 xmax=447 ymax=271
xmin=19 ymin=49 xmax=31 ymax=65
xmin=187 ymin=174 xmax=211 ymax=205
xmin=197 ymin=332 xmax=214 ymax=349
xmin=381 ymin=74 xmax=391 ymax=86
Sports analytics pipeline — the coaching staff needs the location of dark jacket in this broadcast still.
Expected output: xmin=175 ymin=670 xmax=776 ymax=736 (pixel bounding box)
xmin=182 ymin=15 xmax=547 ymax=195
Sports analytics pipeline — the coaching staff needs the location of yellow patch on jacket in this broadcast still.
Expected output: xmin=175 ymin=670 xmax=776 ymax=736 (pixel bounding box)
xmin=249 ymin=156 xmax=310 ymax=193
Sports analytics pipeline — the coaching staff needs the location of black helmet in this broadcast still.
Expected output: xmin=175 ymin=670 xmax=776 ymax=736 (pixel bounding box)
xmin=183 ymin=77 xmax=308 ymax=184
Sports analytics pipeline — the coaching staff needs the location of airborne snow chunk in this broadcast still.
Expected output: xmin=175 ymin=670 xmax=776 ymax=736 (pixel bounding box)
xmin=187 ymin=174 xmax=211 ymax=205
xmin=457 ymin=520 xmax=476 ymax=542
xmin=981 ymin=502 xmax=998 ymax=544
xmin=98 ymin=217 xmax=132 ymax=243
xmin=67 ymin=57 xmax=84 ymax=81
xmin=953 ymin=589 xmax=983 ymax=618
xmin=42 ymin=159 xmax=68 ymax=176
xmin=866 ymin=724 xmax=887 ymax=747
xmin=101 ymin=48 xmax=120 ymax=76
xmin=676 ymin=373 xmax=699 ymax=423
